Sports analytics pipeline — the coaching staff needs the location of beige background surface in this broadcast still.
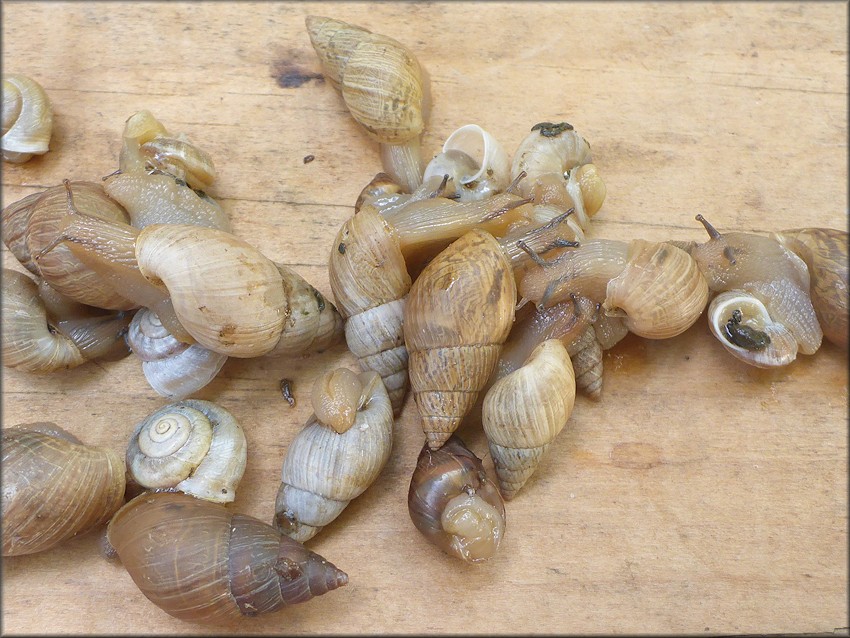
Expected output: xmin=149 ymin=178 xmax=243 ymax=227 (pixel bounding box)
xmin=1 ymin=1 xmax=847 ymax=635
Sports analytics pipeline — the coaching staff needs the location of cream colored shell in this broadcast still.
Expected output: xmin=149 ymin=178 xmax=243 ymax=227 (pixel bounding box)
xmin=2 ymin=74 xmax=53 ymax=163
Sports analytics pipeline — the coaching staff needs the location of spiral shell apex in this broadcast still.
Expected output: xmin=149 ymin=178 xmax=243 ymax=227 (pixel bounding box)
xmin=2 ymin=74 xmax=53 ymax=163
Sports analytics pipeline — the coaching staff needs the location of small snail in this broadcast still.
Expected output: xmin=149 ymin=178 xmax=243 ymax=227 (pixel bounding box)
xmin=306 ymin=15 xmax=430 ymax=192
xmin=519 ymin=237 xmax=709 ymax=340
xmin=126 ymin=307 xmax=228 ymax=400
xmin=41 ymin=202 xmax=344 ymax=358
xmin=407 ymin=435 xmax=506 ymax=564
xmin=2 ymin=180 xmax=137 ymax=310
xmin=511 ymin=122 xmax=592 ymax=189
xmin=2 ymin=73 xmax=53 ymax=163
xmin=483 ymin=339 xmax=576 ymax=500
xmin=684 ymin=215 xmax=823 ymax=367
xmin=2 ymin=268 xmax=133 ymax=374
xmin=106 ymin=491 xmax=349 ymax=623
xmin=104 ymin=110 xmax=230 ymax=231
xmin=126 ymin=399 xmax=247 ymax=503
xmin=772 ymin=227 xmax=848 ymax=350
xmin=274 ymin=368 xmax=393 ymax=542
xmin=2 ymin=423 xmax=126 ymax=556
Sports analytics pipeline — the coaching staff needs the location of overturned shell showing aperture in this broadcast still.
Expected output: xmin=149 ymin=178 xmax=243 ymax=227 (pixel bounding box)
xmin=126 ymin=399 xmax=247 ymax=503
xmin=404 ymin=229 xmax=516 ymax=450
xmin=2 ymin=423 xmax=126 ymax=556
xmin=2 ymin=74 xmax=53 ymax=163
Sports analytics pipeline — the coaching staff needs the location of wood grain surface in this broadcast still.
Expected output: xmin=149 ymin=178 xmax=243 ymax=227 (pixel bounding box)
xmin=1 ymin=2 xmax=847 ymax=635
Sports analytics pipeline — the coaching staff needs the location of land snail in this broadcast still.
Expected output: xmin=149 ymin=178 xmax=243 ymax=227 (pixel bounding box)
xmin=330 ymin=177 xmax=534 ymax=413
xmin=306 ymin=15 xmax=430 ymax=193
xmin=518 ymin=236 xmax=710 ymax=342
xmin=273 ymin=367 xmax=393 ymax=542
xmin=106 ymin=491 xmax=349 ymax=623
xmin=403 ymin=214 xmax=578 ymax=450
xmin=408 ymin=435 xmax=506 ymax=564
xmin=2 ymin=180 xmax=138 ymax=310
xmin=103 ymin=109 xmax=230 ymax=231
xmin=1 ymin=268 xmax=133 ymax=374
xmin=2 ymin=73 xmax=53 ymax=163
xmin=125 ymin=399 xmax=247 ymax=503
xmin=680 ymin=215 xmax=824 ymax=368
xmin=771 ymin=227 xmax=848 ymax=350
xmin=2 ymin=423 xmax=126 ymax=556
xmin=33 ymin=188 xmax=344 ymax=360
xmin=482 ymin=339 xmax=577 ymax=500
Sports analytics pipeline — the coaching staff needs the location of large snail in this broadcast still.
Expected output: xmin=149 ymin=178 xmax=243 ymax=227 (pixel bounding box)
xmin=681 ymin=215 xmax=823 ymax=367
xmin=273 ymin=368 xmax=393 ymax=542
xmin=125 ymin=399 xmax=247 ymax=503
xmin=2 ymin=268 xmax=132 ymax=374
xmin=408 ymin=435 xmax=506 ymax=564
xmin=2 ymin=73 xmax=53 ymax=163
xmin=306 ymin=15 xmax=430 ymax=192
xmin=2 ymin=423 xmax=125 ymax=556
xmin=106 ymin=491 xmax=349 ymax=623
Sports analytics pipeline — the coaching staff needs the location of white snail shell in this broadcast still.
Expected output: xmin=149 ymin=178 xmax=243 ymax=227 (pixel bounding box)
xmin=2 ymin=74 xmax=53 ymax=163
xmin=126 ymin=399 xmax=247 ymax=503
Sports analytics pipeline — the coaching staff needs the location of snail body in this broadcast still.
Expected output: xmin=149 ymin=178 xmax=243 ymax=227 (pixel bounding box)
xmin=274 ymin=369 xmax=393 ymax=542
xmin=306 ymin=15 xmax=429 ymax=192
xmin=2 ymin=74 xmax=53 ymax=163
xmin=407 ymin=435 xmax=506 ymax=563
xmin=2 ymin=423 xmax=126 ymax=556
xmin=106 ymin=491 xmax=349 ymax=623
xmin=126 ymin=399 xmax=247 ymax=503
xmin=482 ymin=339 xmax=576 ymax=499
xmin=404 ymin=228 xmax=517 ymax=449
xmin=772 ymin=227 xmax=848 ymax=349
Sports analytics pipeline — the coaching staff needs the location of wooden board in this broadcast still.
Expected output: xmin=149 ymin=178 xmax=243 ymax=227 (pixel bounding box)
xmin=2 ymin=1 xmax=847 ymax=634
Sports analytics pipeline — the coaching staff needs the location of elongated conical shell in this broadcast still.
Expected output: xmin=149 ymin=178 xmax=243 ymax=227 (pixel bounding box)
xmin=107 ymin=492 xmax=348 ymax=622
xmin=404 ymin=229 xmax=516 ymax=449
xmin=2 ymin=424 xmax=126 ymax=556
xmin=482 ymin=340 xmax=576 ymax=499
xmin=567 ymin=325 xmax=603 ymax=400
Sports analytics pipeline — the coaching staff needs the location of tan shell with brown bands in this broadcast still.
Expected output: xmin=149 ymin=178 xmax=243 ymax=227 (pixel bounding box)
xmin=404 ymin=229 xmax=516 ymax=449
xmin=2 ymin=424 xmax=126 ymax=556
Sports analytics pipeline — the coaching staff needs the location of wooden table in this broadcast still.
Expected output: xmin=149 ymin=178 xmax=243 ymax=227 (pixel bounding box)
xmin=2 ymin=2 xmax=847 ymax=634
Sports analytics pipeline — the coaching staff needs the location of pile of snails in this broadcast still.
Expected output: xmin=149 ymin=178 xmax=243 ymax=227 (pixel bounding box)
xmin=2 ymin=13 xmax=847 ymax=627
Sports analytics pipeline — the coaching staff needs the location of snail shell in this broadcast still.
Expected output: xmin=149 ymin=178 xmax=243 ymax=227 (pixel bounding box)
xmin=126 ymin=399 xmax=247 ymax=503
xmin=126 ymin=307 xmax=228 ymax=400
xmin=404 ymin=229 xmax=517 ymax=449
xmin=2 ymin=181 xmax=137 ymax=309
xmin=510 ymin=122 xmax=592 ymax=194
xmin=2 ymin=74 xmax=53 ymax=163
xmin=407 ymin=435 xmax=506 ymax=563
xmin=2 ymin=268 xmax=132 ymax=374
xmin=274 ymin=369 xmax=393 ymax=542
xmin=483 ymin=339 xmax=576 ymax=499
xmin=106 ymin=491 xmax=349 ymax=623
xmin=772 ymin=227 xmax=848 ymax=349
xmin=2 ymin=423 xmax=125 ymax=556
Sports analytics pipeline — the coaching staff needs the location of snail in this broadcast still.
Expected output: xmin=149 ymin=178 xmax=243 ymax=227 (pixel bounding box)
xmin=2 ymin=180 xmax=137 ymax=310
xmin=125 ymin=399 xmax=247 ymax=503
xmin=306 ymin=15 xmax=430 ymax=192
xmin=106 ymin=491 xmax=349 ymax=623
xmin=103 ymin=110 xmax=230 ymax=231
xmin=682 ymin=215 xmax=823 ymax=367
xmin=519 ymin=237 xmax=709 ymax=340
xmin=407 ymin=435 xmax=506 ymax=564
xmin=2 ymin=423 xmax=126 ymax=556
xmin=125 ymin=307 xmax=228 ymax=400
xmin=420 ymin=124 xmax=512 ymax=202
xmin=772 ymin=227 xmax=848 ymax=350
xmin=2 ymin=73 xmax=53 ymax=163
xmin=273 ymin=368 xmax=393 ymax=542
xmin=2 ymin=268 xmax=133 ymax=374
xmin=39 ymin=198 xmax=344 ymax=358
xmin=482 ymin=339 xmax=576 ymax=500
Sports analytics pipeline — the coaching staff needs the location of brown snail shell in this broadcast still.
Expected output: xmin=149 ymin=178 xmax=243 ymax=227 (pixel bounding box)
xmin=407 ymin=435 xmax=506 ymax=563
xmin=106 ymin=491 xmax=348 ymax=623
xmin=404 ymin=229 xmax=517 ymax=449
xmin=2 ymin=423 xmax=126 ymax=556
